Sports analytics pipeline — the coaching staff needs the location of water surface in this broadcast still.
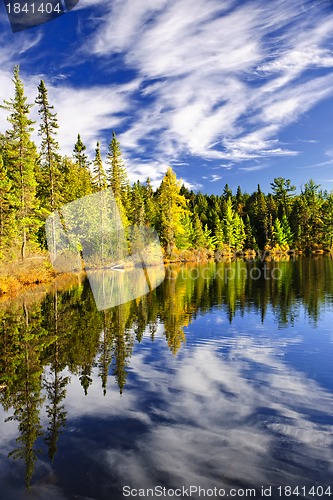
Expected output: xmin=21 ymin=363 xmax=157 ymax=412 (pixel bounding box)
xmin=1 ymin=257 xmax=333 ymax=499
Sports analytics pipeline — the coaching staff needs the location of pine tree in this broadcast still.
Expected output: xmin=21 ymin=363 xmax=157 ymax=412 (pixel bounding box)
xmin=106 ymin=131 xmax=129 ymax=204
xmin=281 ymin=214 xmax=293 ymax=246
xmin=143 ymin=177 xmax=157 ymax=227
xmin=222 ymin=183 xmax=232 ymax=200
xmin=273 ymin=217 xmax=288 ymax=248
xmin=244 ymin=214 xmax=257 ymax=251
xmin=192 ymin=212 xmax=206 ymax=248
xmin=35 ymin=80 xmax=63 ymax=212
xmin=2 ymin=66 xmax=39 ymax=259
xmin=92 ymin=142 xmax=107 ymax=190
xmin=270 ymin=177 xmax=296 ymax=217
xmin=0 ymin=156 xmax=15 ymax=252
xmin=223 ymin=197 xmax=235 ymax=248
xmin=247 ymin=184 xmax=269 ymax=249
xmin=233 ymin=213 xmax=245 ymax=251
xmin=73 ymin=133 xmax=89 ymax=170
xmin=130 ymin=180 xmax=146 ymax=226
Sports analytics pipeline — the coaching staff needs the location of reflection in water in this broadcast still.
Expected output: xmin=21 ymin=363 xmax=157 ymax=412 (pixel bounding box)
xmin=0 ymin=257 xmax=333 ymax=498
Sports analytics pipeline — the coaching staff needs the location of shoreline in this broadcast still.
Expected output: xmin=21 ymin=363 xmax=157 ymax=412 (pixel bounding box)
xmin=1 ymin=248 xmax=332 ymax=299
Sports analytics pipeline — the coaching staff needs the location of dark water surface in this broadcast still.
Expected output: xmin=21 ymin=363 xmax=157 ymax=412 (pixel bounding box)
xmin=1 ymin=257 xmax=333 ymax=499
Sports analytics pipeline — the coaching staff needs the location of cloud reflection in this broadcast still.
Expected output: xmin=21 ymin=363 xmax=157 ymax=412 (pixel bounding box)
xmin=59 ymin=328 xmax=333 ymax=493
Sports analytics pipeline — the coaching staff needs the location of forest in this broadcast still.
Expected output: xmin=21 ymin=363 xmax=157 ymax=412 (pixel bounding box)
xmin=1 ymin=66 xmax=333 ymax=271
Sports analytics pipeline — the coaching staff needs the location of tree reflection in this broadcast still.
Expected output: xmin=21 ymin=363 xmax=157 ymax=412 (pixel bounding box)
xmin=4 ymin=301 xmax=47 ymax=489
xmin=0 ymin=256 xmax=333 ymax=487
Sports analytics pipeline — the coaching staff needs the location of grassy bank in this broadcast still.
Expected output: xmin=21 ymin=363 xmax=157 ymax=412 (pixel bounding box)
xmin=2 ymin=245 xmax=332 ymax=298
xmin=0 ymin=253 xmax=58 ymax=296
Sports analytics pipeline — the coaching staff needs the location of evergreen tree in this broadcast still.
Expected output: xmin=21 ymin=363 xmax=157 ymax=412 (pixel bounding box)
xmin=143 ymin=177 xmax=157 ymax=227
xmin=35 ymin=80 xmax=63 ymax=212
xmin=222 ymin=183 xmax=232 ymax=200
xmin=281 ymin=214 xmax=293 ymax=246
xmin=322 ymin=194 xmax=333 ymax=250
xmin=223 ymin=197 xmax=235 ymax=248
xmin=175 ymin=213 xmax=193 ymax=249
xmin=235 ymin=185 xmax=245 ymax=216
xmin=2 ymin=66 xmax=39 ymax=258
xmin=192 ymin=212 xmax=206 ymax=248
xmin=273 ymin=217 xmax=288 ymax=248
xmin=243 ymin=214 xmax=257 ymax=251
xmin=61 ymin=156 xmax=93 ymax=203
xmin=73 ymin=133 xmax=89 ymax=170
xmin=291 ymin=180 xmax=324 ymax=250
xmin=92 ymin=142 xmax=107 ymax=190
xmin=247 ymin=184 xmax=269 ymax=249
xmin=203 ymin=224 xmax=217 ymax=250
xmin=270 ymin=177 xmax=296 ymax=217
xmin=194 ymin=193 xmax=209 ymax=226
xmin=233 ymin=213 xmax=245 ymax=251
xmin=106 ymin=131 xmax=129 ymax=204
xmin=70 ymin=134 xmax=93 ymax=198
xmin=130 ymin=180 xmax=146 ymax=226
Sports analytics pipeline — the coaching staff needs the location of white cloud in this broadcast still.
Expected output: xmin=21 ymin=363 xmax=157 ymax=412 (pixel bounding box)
xmin=209 ymin=174 xmax=222 ymax=182
xmin=2 ymin=0 xmax=333 ymax=187
xmin=98 ymin=330 xmax=333 ymax=489
xmin=82 ymin=0 xmax=333 ymax=181
xmin=239 ymin=164 xmax=268 ymax=172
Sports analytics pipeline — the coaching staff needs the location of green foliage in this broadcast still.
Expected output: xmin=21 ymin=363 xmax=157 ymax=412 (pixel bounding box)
xmin=0 ymin=156 xmax=15 ymax=252
xmin=270 ymin=177 xmax=296 ymax=217
xmin=0 ymin=68 xmax=332 ymax=259
xmin=73 ymin=133 xmax=89 ymax=170
xmin=157 ymin=167 xmax=189 ymax=255
xmin=92 ymin=142 xmax=107 ymax=191
xmin=1 ymin=66 xmax=40 ymax=258
xmin=35 ymin=79 xmax=63 ymax=212
xmin=106 ymin=131 xmax=129 ymax=204
xmin=192 ymin=212 xmax=206 ymax=249
xmin=273 ymin=217 xmax=288 ymax=249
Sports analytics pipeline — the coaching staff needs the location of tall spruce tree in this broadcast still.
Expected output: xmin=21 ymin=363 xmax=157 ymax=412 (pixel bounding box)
xmin=35 ymin=80 xmax=62 ymax=212
xmin=106 ymin=131 xmax=129 ymax=205
xmin=1 ymin=66 xmax=39 ymax=259
xmin=73 ymin=133 xmax=89 ymax=170
xmin=92 ymin=142 xmax=107 ymax=190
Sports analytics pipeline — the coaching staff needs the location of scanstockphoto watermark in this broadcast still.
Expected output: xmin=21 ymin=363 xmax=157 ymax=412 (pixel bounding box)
xmin=2 ymin=0 xmax=79 ymax=32
xmin=123 ymin=485 xmax=257 ymax=497
xmin=167 ymin=263 xmax=283 ymax=283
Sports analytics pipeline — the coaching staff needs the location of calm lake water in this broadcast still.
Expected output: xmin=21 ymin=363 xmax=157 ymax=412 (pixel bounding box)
xmin=1 ymin=256 xmax=333 ymax=499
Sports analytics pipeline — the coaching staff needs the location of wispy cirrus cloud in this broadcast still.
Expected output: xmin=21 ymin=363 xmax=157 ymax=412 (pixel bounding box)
xmin=2 ymin=0 xmax=333 ymax=188
xmin=78 ymin=0 xmax=333 ymax=183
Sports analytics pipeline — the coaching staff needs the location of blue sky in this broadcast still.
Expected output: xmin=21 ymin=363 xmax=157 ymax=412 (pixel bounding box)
xmin=1 ymin=0 xmax=333 ymax=194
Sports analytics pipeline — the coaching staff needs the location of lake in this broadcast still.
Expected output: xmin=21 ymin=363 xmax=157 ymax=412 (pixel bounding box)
xmin=1 ymin=256 xmax=333 ymax=499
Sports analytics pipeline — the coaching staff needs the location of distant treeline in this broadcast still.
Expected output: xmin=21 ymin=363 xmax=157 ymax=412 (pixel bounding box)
xmin=1 ymin=66 xmax=333 ymax=261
